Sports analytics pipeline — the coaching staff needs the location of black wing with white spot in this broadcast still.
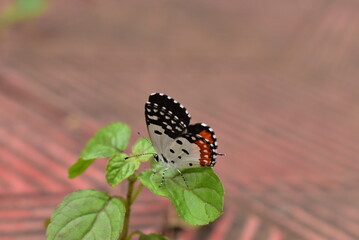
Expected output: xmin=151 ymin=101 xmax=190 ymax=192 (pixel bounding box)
xmin=145 ymin=93 xmax=191 ymax=155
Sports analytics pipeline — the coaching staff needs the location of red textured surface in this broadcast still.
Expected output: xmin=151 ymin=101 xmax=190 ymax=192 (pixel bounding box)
xmin=1 ymin=1 xmax=359 ymax=239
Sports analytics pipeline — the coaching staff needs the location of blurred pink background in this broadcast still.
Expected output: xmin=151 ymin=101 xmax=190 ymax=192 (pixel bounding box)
xmin=0 ymin=1 xmax=358 ymax=239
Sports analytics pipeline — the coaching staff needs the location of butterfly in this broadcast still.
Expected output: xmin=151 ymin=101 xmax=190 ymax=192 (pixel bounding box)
xmin=145 ymin=93 xmax=222 ymax=186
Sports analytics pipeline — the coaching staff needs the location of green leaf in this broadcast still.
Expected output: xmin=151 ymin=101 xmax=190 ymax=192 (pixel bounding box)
xmin=46 ymin=189 xmax=126 ymax=240
xmin=68 ymin=158 xmax=95 ymax=179
xmin=139 ymin=168 xmax=224 ymax=225
xmin=0 ymin=0 xmax=48 ymax=28
xmin=80 ymin=122 xmax=131 ymax=160
xmin=105 ymin=138 xmax=155 ymax=186
xmin=130 ymin=137 xmax=156 ymax=161
xmin=15 ymin=0 xmax=46 ymax=13
xmin=106 ymin=153 xmax=140 ymax=186
xmin=139 ymin=233 xmax=170 ymax=240
xmin=44 ymin=217 xmax=51 ymax=228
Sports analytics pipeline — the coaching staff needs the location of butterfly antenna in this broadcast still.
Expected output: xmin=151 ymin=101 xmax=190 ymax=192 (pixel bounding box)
xmin=124 ymin=153 xmax=156 ymax=160
xmin=137 ymin=131 xmax=153 ymax=146
xmin=124 ymin=132 xmax=156 ymax=160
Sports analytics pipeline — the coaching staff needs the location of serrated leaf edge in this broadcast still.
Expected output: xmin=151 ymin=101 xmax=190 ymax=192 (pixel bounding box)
xmin=49 ymin=193 xmax=124 ymax=240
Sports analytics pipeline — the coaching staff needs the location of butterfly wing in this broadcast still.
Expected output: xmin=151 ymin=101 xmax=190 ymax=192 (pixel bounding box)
xmin=165 ymin=123 xmax=218 ymax=168
xmin=145 ymin=93 xmax=191 ymax=157
xmin=145 ymin=93 xmax=219 ymax=169
xmin=187 ymin=123 xmax=218 ymax=150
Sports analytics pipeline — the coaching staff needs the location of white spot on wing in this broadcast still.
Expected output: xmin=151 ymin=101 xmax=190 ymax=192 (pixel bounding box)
xmin=148 ymin=115 xmax=159 ymax=120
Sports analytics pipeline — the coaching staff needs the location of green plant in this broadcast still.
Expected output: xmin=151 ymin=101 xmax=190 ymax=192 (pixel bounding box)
xmin=0 ymin=0 xmax=48 ymax=30
xmin=46 ymin=122 xmax=224 ymax=240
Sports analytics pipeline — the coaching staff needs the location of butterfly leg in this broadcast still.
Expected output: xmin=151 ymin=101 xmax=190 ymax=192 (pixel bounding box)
xmin=152 ymin=163 xmax=165 ymax=175
xmin=151 ymin=165 xmax=164 ymax=184
xmin=159 ymin=167 xmax=169 ymax=188
xmin=176 ymin=168 xmax=189 ymax=188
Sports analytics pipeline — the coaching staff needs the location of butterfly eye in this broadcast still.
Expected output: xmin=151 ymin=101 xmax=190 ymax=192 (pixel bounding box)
xmin=154 ymin=154 xmax=159 ymax=162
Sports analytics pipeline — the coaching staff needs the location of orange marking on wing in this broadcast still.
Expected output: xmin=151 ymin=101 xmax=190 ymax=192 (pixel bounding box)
xmin=199 ymin=130 xmax=214 ymax=144
xmin=195 ymin=139 xmax=212 ymax=166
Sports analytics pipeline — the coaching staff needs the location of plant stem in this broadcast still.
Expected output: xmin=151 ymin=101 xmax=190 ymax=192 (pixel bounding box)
xmin=131 ymin=182 xmax=144 ymax=204
xmin=120 ymin=174 xmax=136 ymax=240
xmin=120 ymin=174 xmax=144 ymax=240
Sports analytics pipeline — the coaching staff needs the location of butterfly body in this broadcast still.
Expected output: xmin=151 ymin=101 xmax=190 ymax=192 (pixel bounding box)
xmin=145 ymin=93 xmax=219 ymax=172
